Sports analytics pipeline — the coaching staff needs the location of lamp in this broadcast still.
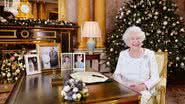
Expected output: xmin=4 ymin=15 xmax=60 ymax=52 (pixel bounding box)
xmin=81 ymin=21 xmax=101 ymax=54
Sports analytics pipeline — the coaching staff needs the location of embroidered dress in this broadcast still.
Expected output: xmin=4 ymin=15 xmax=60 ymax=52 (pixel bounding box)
xmin=113 ymin=49 xmax=159 ymax=104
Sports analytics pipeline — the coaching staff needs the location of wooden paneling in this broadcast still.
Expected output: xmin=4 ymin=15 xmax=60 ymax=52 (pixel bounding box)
xmin=0 ymin=26 xmax=78 ymax=52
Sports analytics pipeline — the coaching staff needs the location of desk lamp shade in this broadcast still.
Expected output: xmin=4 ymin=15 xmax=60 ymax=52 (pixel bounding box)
xmin=82 ymin=21 xmax=101 ymax=54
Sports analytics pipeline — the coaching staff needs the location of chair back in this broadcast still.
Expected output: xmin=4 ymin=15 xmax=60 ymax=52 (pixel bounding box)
xmin=155 ymin=50 xmax=168 ymax=104
xmin=155 ymin=50 xmax=168 ymax=79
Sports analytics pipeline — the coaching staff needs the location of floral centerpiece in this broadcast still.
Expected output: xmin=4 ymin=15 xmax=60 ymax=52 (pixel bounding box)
xmin=0 ymin=49 xmax=26 ymax=83
xmin=61 ymin=78 xmax=89 ymax=101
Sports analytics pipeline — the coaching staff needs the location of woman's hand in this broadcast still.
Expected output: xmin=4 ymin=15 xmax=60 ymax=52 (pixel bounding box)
xmin=129 ymin=83 xmax=147 ymax=92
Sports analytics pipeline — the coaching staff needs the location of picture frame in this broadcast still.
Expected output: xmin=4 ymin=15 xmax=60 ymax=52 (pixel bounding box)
xmin=36 ymin=43 xmax=61 ymax=71
xmin=73 ymin=53 xmax=86 ymax=72
xmin=61 ymin=53 xmax=73 ymax=71
xmin=24 ymin=54 xmax=41 ymax=75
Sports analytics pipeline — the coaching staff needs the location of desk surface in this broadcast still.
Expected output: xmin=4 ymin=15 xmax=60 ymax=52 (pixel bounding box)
xmin=8 ymin=72 xmax=140 ymax=104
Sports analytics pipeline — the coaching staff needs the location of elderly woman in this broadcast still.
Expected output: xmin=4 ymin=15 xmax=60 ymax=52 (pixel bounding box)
xmin=113 ymin=26 xmax=159 ymax=104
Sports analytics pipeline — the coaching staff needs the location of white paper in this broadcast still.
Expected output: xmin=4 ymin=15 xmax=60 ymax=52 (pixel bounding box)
xmin=70 ymin=72 xmax=109 ymax=83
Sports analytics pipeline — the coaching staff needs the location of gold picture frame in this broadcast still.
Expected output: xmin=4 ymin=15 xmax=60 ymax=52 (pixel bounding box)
xmin=36 ymin=43 xmax=61 ymax=72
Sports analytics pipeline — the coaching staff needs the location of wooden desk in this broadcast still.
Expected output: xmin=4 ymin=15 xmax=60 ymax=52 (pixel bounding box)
xmin=7 ymin=72 xmax=141 ymax=104
xmin=86 ymin=54 xmax=101 ymax=71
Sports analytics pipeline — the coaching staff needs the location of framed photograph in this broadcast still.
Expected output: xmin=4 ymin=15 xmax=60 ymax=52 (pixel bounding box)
xmin=61 ymin=53 xmax=73 ymax=70
xmin=73 ymin=53 xmax=85 ymax=71
xmin=36 ymin=43 xmax=61 ymax=71
xmin=24 ymin=54 xmax=41 ymax=75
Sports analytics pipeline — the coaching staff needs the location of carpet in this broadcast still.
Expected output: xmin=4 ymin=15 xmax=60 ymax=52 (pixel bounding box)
xmin=167 ymin=84 xmax=185 ymax=104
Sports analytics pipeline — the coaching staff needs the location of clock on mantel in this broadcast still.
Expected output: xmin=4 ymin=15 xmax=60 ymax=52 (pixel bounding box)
xmin=16 ymin=0 xmax=33 ymax=18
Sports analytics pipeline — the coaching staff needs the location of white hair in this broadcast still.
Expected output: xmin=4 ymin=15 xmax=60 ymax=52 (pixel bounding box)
xmin=122 ymin=25 xmax=145 ymax=46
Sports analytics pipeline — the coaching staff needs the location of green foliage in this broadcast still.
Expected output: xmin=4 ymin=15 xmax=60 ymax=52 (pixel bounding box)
xmin=105 ymin=0 xmax=185 ymax=79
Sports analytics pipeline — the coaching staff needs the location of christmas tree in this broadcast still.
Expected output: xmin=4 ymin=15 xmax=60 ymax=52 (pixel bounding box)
xmin=105 ymin=0 xmax=185 ymax=80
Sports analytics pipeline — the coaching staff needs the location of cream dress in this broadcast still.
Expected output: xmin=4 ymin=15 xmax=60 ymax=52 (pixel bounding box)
xmin=113 ymin=48 xmax=159 ymax=104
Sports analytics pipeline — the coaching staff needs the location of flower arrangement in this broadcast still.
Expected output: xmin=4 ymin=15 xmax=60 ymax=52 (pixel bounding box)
xmin=0 ymin=49 xmax=26 ymax=83
xmin=61 ymin=78 xmax=89 ymax=101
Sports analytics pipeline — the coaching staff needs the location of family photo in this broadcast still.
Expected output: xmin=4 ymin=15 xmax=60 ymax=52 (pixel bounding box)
xmin=37 ymin=43 xmax=61 ymax=70
xmin=24 ymin=54 xmax=41 ymax=75
xmin=61 ymin=53 xmax=73 ymax=70
xmin=73 ymin=53 xmax=85 ymax=71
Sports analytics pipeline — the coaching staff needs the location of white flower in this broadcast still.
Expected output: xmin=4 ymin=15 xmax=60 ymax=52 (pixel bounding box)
xmin=19 ymin=63 xmax=23 ymax=67
xmin=63 ymin=85 xmax=71 ymax=92
xmin=69 ymin=79 xmax=75 ymax=84
xmin=62 ymin=78 xmax=88 ymax=101
xmin=2 ymin=73 xmax=6 ymax=77
xmin=76 ymin=93 xmax=82 ymax=101
xmin=16 ymin=69 xmax=20 ymax=73
xmin=61 ymin=90 xmax=67 ymax=96
xmin=15 ymin=77 xmax=18 ymax=80
xmin=7 ymin=63 xmax=11 ymax=66
xmin=23 ymin=64 xmax=26 ymax=68
xmin=83 ymin=88 xmax=88 ymax=93
xmin=13 ymin=72 xmax=17 ymax=76
xmin=81 ymin=88 xmax=89 ymax=97
xmin=7 ymin=72 xmax=11 ymax=78
xmin=64 ymin=96 xmax=69 ymax=100
xmin=72 ymin=94 xmax=77 ymax=100
xmin=18 ymin=57 xmax=22 ymax=61
xmin=14 ymin=53 xmax=19 ymax=56
xmin=73 ymin=87 xmax=79 ymax=92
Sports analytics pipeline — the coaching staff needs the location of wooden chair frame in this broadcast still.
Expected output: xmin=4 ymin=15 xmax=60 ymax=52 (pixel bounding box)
xmin=154 ymin=50 xmax=168 ymax=104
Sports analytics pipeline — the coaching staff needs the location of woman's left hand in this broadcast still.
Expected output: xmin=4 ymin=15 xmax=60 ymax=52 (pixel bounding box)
xmin=129 ymin=83 xmax=147 ymax=92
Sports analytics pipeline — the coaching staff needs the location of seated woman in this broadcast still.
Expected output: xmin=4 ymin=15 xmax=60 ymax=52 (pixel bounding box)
xmin=113 ymin=26 xmax=159 ymax=104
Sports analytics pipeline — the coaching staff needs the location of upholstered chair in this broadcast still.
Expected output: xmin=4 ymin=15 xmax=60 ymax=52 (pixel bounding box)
xmin=148 ymin=50 xmax=168 ymax=104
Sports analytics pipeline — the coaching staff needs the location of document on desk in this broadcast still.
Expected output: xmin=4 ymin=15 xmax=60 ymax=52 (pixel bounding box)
xmin=70 ymin=72 xmax=109 ymax=84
